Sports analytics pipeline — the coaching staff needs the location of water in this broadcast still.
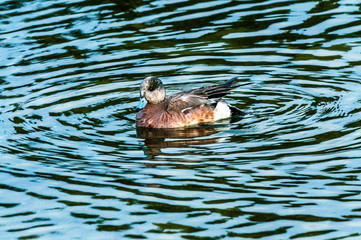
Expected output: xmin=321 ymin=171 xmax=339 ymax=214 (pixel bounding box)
xmin=1 ymin=0 xmax=361 ymax=239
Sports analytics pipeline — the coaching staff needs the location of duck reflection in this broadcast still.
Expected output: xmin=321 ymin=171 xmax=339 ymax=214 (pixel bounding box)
xmin=136 ymin=121 xmax=233 ymax=156
xmin=137 ymin=126 xmax=218 ymax=146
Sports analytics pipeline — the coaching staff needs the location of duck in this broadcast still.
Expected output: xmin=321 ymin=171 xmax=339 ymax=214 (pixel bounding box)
xmin=135 ymin=76 xmax=250 ymax=128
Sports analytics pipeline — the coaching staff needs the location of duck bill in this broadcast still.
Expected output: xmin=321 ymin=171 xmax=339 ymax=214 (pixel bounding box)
xmin=135 ymin=97 xmax=147 ymax=112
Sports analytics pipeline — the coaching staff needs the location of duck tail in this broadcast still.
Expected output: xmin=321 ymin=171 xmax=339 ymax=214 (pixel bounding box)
xmin=229 ymin=105 xmax=246 ymax=116
xmin=223 ymin=77 xmax=252 ymax=89
xmin=205 ymin=77 xmax=251 ymax=99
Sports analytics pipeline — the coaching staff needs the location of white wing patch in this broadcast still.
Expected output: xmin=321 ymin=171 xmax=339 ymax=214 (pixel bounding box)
xmin=181 ymin=107 xmax=193 ymax=113
xmin=180 ymin=95 xmax=189 ymax=102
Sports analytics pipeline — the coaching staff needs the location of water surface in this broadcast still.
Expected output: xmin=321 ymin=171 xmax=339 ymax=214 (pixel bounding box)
xmin=2 ymin=0 xmax=361 ymax=239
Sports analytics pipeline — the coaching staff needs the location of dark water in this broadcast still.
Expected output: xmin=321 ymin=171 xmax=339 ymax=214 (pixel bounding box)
xmin=2 ymin=0 xmax=361 ymax=239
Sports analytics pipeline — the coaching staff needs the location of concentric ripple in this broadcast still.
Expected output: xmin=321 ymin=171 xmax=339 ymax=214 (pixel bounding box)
xmin=2 ymin=0 xmax=361 ymax=239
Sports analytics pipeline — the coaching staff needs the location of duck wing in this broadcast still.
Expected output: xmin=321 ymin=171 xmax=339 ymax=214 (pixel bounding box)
xmin=166 ymin=77 xmax=249 ymax=112
xmin=166 ymin=93 xmax=208 ymax=112
xmin=185 ymin=76 xmax=240 ymax=99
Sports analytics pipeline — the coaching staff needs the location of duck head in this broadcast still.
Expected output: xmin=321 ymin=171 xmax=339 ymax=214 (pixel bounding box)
xmin=136 ymin=76 xmax=166 ymax=111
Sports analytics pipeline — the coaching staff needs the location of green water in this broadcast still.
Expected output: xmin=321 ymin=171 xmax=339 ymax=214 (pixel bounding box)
xmin=1 ymin=0 xmax=361 ymax=239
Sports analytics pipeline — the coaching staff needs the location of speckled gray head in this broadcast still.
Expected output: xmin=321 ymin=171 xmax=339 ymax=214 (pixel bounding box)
xmin=136 ymin=76 xmax=166 ymax=111
xmin=140 ymin=76 xmax=166 ymax=104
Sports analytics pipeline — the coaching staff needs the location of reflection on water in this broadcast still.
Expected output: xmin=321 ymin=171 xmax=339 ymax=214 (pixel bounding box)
xmin=137 ymin=122 xmax=233 ymax=158
xmin=2 ymin=0 xmax=361 ymax=239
